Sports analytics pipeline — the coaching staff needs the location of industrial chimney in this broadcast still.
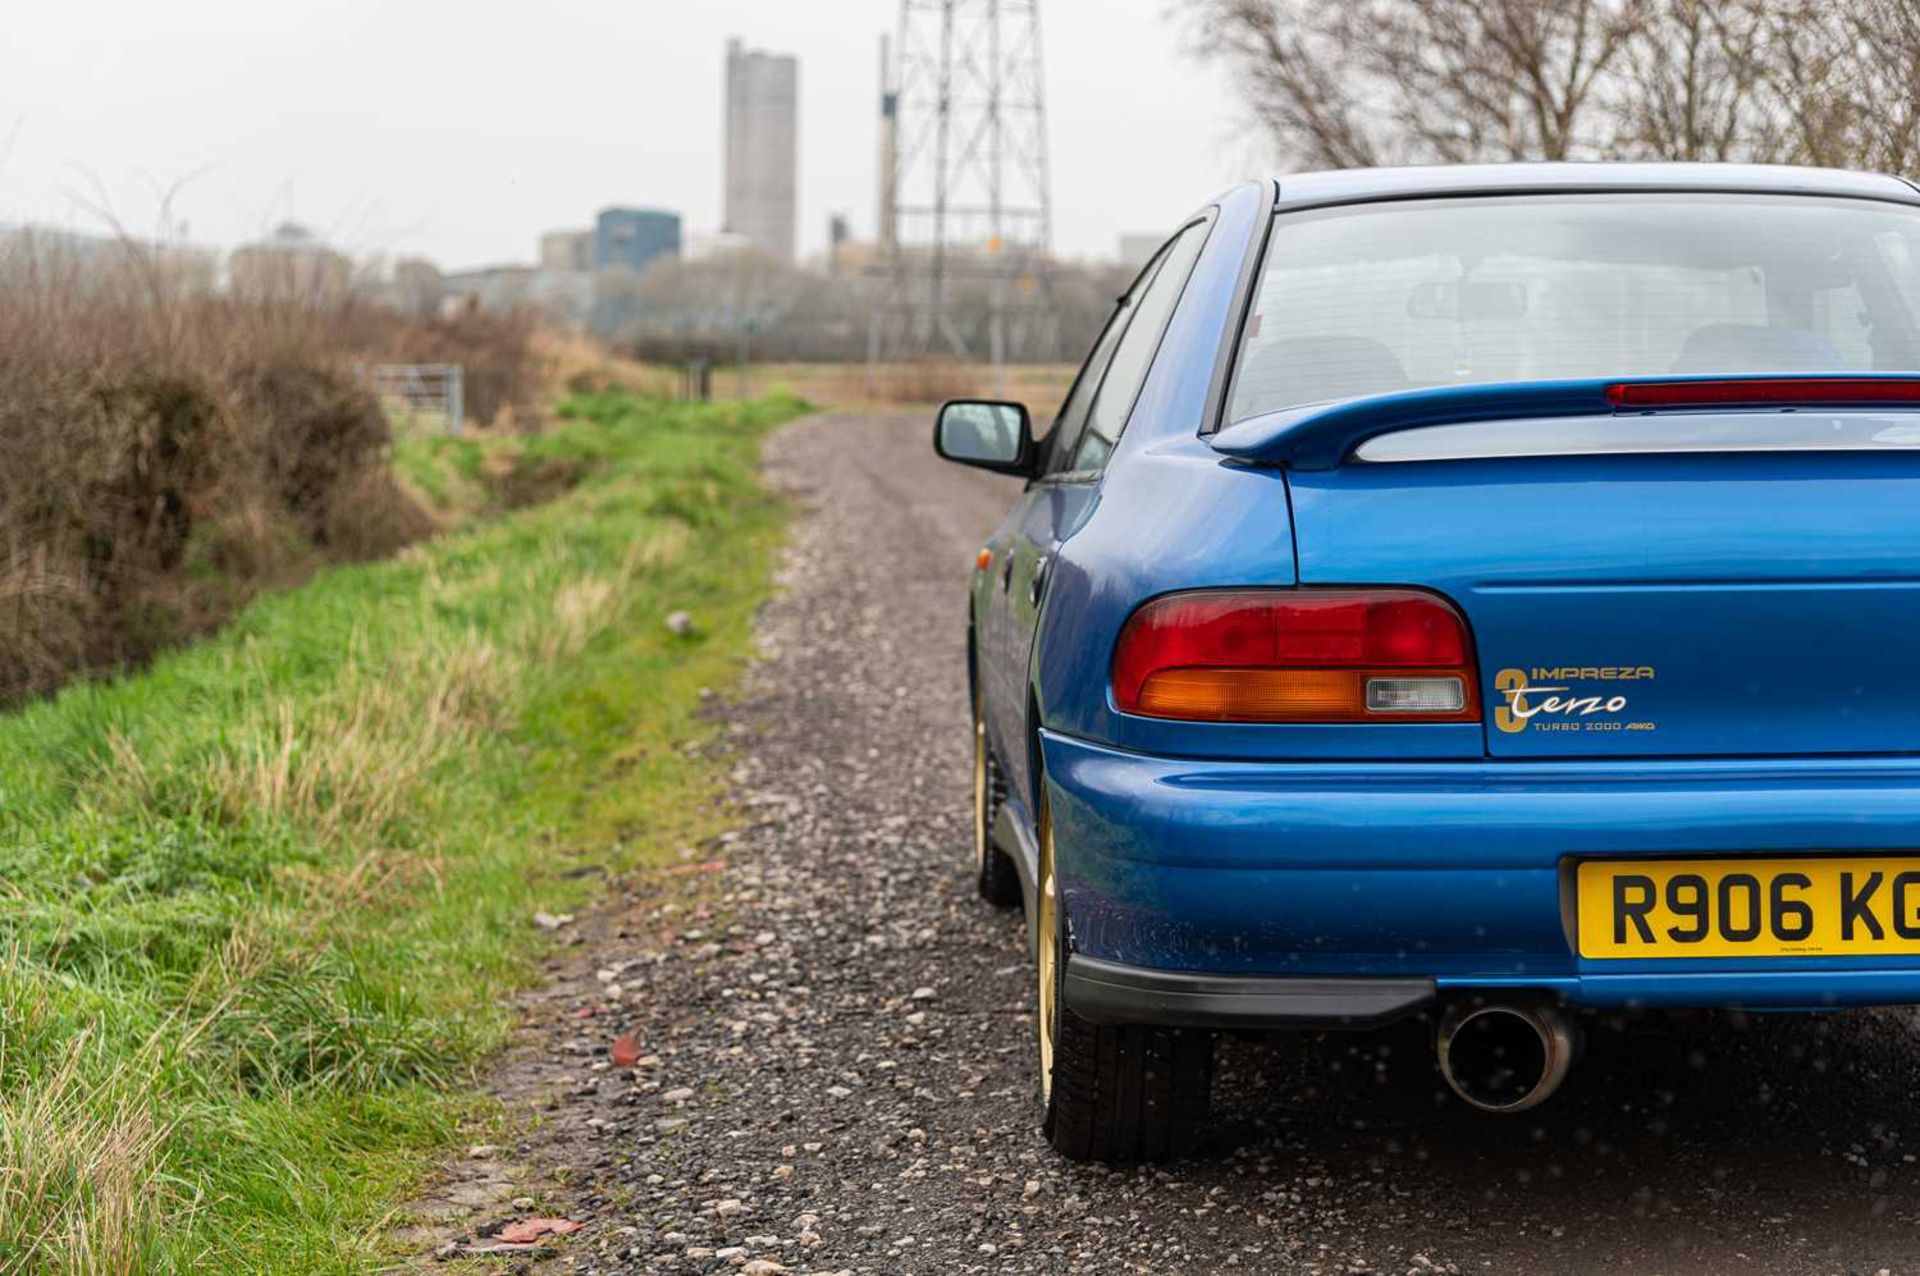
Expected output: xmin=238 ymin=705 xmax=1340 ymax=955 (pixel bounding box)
xmin=878 ymin=33 xmax=897 ymax=255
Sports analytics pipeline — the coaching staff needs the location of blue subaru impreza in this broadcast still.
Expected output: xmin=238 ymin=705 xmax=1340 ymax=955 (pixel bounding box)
xmin=935 ymin=163 xmax=1920 ymax=1161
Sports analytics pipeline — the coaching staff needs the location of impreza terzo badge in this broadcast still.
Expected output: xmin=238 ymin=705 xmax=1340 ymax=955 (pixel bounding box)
xmin=1493 ymin=666 xmax=1659 ymax=734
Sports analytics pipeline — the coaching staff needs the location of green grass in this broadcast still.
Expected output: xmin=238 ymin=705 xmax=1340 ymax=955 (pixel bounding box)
xmin=0 ymin=389 xmax=807 ymax=1272
xmin=392 ymin=394 xmax=680 ymax=524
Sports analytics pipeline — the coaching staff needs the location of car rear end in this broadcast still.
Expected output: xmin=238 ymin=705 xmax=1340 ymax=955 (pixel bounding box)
xmin=1041 ymin=172 xmax=1920 ymax=1122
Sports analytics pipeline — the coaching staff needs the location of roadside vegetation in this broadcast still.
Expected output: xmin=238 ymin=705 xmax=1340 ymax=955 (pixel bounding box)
xmin=0 ymin=386 xmax=805 ymax=1271
xmin=0 ymin=234 xmax=548 ymax=705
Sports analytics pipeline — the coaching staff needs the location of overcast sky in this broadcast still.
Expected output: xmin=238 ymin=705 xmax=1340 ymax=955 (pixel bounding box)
xmin=0 ymin=0 xmax=1263 ymax=270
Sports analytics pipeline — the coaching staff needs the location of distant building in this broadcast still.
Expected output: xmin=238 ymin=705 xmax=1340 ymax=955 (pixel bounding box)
xmin=724 ymin=37 xmax=799 ymax=264
xmin=228 ymin=222 xmax=352 ymax=302
xmin=540 ymin=228 xmax=594 ymax=273
xmin=683 ymin=229 xmax=755 ymax=262
xmin=441 ymin=264 xmax=538 ymax=313
xmin=153 ymin=244 xmax=221 ymax=296
xmin=391 ymin=257 xmax=444 ymax=318
xmin=595 ymin=207 xmax=681 ymax=273
xmin=0 ymin=225 xmax=217 ymax=296
xmin=528 ymin=269 xmax=595 ymax=326
xmin=0 ymin=224 xmax=119 ymax=270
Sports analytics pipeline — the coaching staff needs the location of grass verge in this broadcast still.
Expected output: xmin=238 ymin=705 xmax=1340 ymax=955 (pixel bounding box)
xmin=0 ymin=388 xmax=806 ymax=1272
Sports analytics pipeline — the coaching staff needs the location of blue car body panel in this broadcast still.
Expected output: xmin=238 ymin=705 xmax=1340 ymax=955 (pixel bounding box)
xmin=968 ymin=163 xmax=1920 ymax=1015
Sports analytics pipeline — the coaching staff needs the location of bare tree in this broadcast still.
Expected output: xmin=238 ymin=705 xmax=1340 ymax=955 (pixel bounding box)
xmin=1186 ymin=0 xmax=1383 ymax=168
xmin=1365 ymin=0 xmax=1647 ymax=160
xmin=1186 ymin=0 xmax=1920 ymax=173
xmin=1187 ymin=0 xmax=1648 ymax=167
xmin=1619 ymin=0 xmax=1773 ymax=160
xmin=1760 ymin=1 xmax=1874 ymax=168
xmin=1765 ymin=0 xmax=1920 ymax=172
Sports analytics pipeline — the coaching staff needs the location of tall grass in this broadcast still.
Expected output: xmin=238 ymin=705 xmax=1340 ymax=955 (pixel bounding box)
xmin=0 ymin=388 xmax=805 ymax=1271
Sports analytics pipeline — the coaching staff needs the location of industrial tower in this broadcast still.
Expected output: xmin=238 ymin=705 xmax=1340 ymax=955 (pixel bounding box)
xmin=874 ymin=0 xmax=1057 ymax=365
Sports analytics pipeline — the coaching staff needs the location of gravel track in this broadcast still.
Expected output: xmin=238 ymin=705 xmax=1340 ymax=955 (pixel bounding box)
xmin=423 ymin=411 xmax=1920 ymax=1276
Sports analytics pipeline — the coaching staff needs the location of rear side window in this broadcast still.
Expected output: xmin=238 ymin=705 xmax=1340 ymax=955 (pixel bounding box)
xmin=1043 ymin=280 xmax=1143 ymax=475
xmin=1228 ymin=192 xmax=1920 ymax=422
xmin=1070 ymin=218 xmax=1210 ymax=472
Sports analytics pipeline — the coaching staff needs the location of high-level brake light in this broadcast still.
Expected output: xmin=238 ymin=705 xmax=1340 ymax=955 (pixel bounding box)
xmin=1606 ymin=378 xmax=1920 ymax=410
xmin=1111 ymin=589 xmax=1480 ymax=723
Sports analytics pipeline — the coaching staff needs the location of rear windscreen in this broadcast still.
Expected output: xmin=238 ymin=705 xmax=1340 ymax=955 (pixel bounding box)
xmin=1228 ymin=193 xmax=1920 ymax=422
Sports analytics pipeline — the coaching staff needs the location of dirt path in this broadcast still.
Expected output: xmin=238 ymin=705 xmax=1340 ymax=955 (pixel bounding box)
xmin=411 ymin=410 xmax=1920 ymax=1275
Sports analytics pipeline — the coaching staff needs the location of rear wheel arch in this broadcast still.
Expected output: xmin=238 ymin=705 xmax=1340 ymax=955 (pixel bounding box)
xmin=1034 ymin=773 xmax=1215 ymax=1161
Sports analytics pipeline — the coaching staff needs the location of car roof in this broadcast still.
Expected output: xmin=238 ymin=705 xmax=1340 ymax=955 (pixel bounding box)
xmin=1272 ymin=162 xmax=1920 ymax=208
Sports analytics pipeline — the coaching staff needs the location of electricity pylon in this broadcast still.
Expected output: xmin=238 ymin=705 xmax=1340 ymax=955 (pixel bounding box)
xmin=873 ymin=0 xmax=1058 ymax=365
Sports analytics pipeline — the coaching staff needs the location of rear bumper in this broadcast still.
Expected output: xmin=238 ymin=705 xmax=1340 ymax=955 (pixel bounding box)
xmin=1040 ymin=729 xmax=1920 ymax=1014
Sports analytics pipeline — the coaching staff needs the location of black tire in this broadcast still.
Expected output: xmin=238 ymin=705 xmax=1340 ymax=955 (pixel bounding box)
xmin=972 ymin=682 xmax=1022 ymax=907
xmin=1036 ymin=790 xmax=1213 ymax=1161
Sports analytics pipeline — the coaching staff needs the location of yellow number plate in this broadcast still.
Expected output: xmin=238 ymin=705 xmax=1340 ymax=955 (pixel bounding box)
xmin=1576 ymin=857 xmax=1920 ymax=959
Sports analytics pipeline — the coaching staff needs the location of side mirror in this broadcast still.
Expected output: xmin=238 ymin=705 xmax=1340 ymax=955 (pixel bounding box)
xmin=933 ymin=399 xmax=1036 ymax=476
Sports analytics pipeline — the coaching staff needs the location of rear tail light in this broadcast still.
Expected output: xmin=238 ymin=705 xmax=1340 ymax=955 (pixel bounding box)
xmin=1112 ymin=589 xmax=1480 ymax=723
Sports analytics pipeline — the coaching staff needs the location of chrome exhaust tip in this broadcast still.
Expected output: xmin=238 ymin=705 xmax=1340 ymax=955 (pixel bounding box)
xmin=1436 ymin=999 xmax=1578 ymax=1114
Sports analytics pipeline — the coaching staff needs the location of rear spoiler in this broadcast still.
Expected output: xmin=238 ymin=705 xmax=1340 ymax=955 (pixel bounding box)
xmin=1209 ymin=375 xmax=1920 ymax=470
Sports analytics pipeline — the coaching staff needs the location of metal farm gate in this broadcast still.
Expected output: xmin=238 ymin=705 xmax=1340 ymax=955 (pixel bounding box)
xmin=368 ymin=363 xmax=465 ymax=436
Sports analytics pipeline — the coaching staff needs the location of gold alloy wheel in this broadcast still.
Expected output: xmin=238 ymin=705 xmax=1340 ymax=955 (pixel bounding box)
xmin=972 ymin=699 xmax=989 ymax=876
xmin=1036 ymin=795 xmax=1058 ymax=1103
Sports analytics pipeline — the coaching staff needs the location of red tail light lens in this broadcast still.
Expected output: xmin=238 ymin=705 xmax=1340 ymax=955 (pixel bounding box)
xmin=1606 ymin=378 xmax=1920 ymax=410
xmin=1112 ymin=589 xmax=1480 ymax=723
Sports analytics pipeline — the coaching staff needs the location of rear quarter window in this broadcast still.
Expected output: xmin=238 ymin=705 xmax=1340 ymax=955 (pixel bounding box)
xmin=1070 ymin=217 xmax=1211 ymax=472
